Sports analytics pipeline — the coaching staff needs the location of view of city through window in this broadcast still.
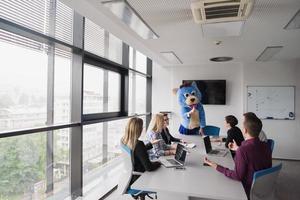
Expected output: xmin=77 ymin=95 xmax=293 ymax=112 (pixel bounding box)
xmin=0 ymin=1 xmax=150 ymax=199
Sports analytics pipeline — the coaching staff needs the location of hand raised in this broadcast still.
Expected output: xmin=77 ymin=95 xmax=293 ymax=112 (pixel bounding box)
xmin=228 ymin=139 xmax=238 ymax=151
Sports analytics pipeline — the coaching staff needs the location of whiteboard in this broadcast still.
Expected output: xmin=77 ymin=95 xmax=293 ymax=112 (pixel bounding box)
xmin=247 ymin=86 xmax=295 ymax=120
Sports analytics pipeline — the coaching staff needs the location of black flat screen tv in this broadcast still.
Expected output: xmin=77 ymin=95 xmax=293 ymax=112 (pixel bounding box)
xmin=182 ymin=80 xmax=226 ymax=105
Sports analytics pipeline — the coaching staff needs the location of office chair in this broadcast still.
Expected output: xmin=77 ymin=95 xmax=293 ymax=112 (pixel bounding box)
xmin=118 ymin=143 xmax=156 ymax=200
xmin=203 ymin=125 xmax=220 ymax=136
xmin=267 ymin=139 xmax=275 ymax=153
xmin=250 ymin=163 xmax=282 ymax=200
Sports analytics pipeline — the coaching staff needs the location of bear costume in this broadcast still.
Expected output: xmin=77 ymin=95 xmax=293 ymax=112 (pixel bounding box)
xmin=176 ymin=81 xmax=206 ymax=135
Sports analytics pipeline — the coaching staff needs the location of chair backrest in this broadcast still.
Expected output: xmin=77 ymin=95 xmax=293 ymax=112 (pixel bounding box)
xmin=267 ymin=139 xmax=275 ymax=153
xmin=250 ymin=163 xmax=282 ymax=200
xmin=203 ymin=125 xmax=220 ymax=136
xmin=117 ymin=142 xmax=134 ymax=195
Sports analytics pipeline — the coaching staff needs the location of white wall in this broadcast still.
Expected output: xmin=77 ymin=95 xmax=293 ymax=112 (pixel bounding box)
xmin=152 ymin=62 xmax=244 ymax=137
xmin=152 ymin=60 xmax=300 ymax=160
xmin=243 ymin=61 xmax=300 ymax=160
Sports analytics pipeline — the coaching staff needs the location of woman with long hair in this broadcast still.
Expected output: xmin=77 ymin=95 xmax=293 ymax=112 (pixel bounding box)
xmin=147 ymin=113 xmax=176 ymax=157
xmin=121 ymin=117 xmax=161 ymax=187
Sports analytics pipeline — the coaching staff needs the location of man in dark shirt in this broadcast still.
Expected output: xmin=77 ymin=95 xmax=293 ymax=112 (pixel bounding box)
xmin=204 ymin=114 xmax=272 ymax=199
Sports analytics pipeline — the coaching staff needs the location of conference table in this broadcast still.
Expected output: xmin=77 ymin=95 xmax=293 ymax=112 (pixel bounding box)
xmin=131 ymin=135 xmax=248 ymax=200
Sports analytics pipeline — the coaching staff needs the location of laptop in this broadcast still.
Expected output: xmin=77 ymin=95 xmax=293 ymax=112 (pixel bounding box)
xmin=203 ymin=136 xmax=227 ymax=157
xmin=159 ymin=143 xmax=187 ymax=168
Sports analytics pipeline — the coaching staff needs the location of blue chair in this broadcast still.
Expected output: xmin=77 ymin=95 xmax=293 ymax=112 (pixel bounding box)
xmin=267 ymin=139 xmax=275 ymax=153
xmin=118 ymin=143 xmax=156 ymax=199
xmin=250 ymin=163 xmax=282 ymax=200
xmin=203 ymin=125 xmax=220 ymax=136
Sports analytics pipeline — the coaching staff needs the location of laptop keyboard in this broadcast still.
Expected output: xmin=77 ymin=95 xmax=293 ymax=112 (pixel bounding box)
xmin=210 ymin=150 xmax=219 ymax=154
xmin=166 ymin=159 xmax=179 ymax=165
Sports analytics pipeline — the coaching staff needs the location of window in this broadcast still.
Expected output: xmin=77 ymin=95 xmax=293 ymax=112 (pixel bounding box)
xmin=84 ymin=18 xmax=105 ymax=58
xmin=129 ymin=72 xmax=147 ymax=115
xmin=83 ymin=64 xmax=121 ymax=114
xmin=0 ymin=0 xmax=73 ymax=44
xmin=0 ymin=31 xmax=72 ymax=132
xmin=0 ymin=0 xmax=152 ymax=199
xmin=108 ymin=33 xmax=122 ymax=64
xmin=129 ymin=47 xmax=147 ymax=74
xmin=136 ymin=50 xmax=147 ymax=73
xmin=108 ymin=71 xmax=121 ymax=112
xmin=0 ymin=129 xmax=71 ymax=199
xmin=54 ymin=52 xmax=71 ymax=124
xmin=83 ymin=64 xmax=104 ymax=114
xmin=82 ymin=123 xmax=103 ymax=195
xmin=83 ymin=118 xmax=130 ymax=196
xmin=0 ymin=35 xmax=48 ymax=132
xmin=84 ymin=19 xmax=123 ymax=64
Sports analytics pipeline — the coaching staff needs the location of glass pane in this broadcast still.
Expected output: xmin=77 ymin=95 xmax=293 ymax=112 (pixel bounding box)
xmin=0 ymin=129 xmax=70 ymax=199
xmin=136 ymin=75 xmax=147 ymax=114
xmin=136 ymin=50 xmax=147 ymax=73
xmin=0 ymin=0 xmax=73 ymax=45
xmin=129 ymin=47 xmax=134 ymax=69
xmin=0 ymin=37 xmax=47 ymax=132
xmin=0 ymin=0 xmax=49 ymax=34
xmin=108 ymin=33 xmax=122 ymax=64
xmin=107 ymin=118 xmax=130 ymax=158
xmin=83 ymin=119 xmax=133 ymax=197
xmin=84 ymin=18 xmax=105 ymax=57
xmin=129 ymin=72 xmax=147 ymax=115
xmin=107 ymin=71 xmax=121 ymax=112
xmin=83 ymin=64 xmax=104 ymax=114
xmin=54 ymin=53 xmax=71 ymax=124
xmin=55 ymin=0 xmax=73 ymax=44
xmin=83 ymin=123 xmax=103 ymax=195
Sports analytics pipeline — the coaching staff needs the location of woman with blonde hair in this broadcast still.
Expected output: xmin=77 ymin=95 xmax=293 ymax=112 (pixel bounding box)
xmin=121 ymin=117 xmax=161 ymax=188
xmin=147 ymin=113 xmax=176 ymax=157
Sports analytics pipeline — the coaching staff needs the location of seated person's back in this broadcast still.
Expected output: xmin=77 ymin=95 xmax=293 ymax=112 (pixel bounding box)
xmin=235 ymin=137 xmax=272 ymax=196
xmin=121 ymin=117 xmax=161 ymax=186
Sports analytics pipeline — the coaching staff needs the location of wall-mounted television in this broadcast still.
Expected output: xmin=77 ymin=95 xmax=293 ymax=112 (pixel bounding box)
xmin=182 ymin=80 xmax=226 ymax=105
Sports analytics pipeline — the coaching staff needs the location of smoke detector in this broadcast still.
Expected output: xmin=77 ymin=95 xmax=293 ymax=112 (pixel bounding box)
xmin=191 ymin=0 xmax=254 ymax=24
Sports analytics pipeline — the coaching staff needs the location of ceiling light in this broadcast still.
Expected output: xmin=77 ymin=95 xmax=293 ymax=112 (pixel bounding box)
xmin=210 ymin=57 xmax=233 ymax=62
xmin=256 ymin=46 xmax=283 ymax=62
xmin=102 ymin=0 xmax=159 ymax=39
xmin=161 ymin=51 xmax=183 ymax=64
xmin=284 ymin=9 xmax=300 ymax=30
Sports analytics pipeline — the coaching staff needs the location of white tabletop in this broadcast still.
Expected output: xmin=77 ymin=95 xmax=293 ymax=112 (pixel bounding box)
xmin=131 ymin=135 xmax=247 ymax=200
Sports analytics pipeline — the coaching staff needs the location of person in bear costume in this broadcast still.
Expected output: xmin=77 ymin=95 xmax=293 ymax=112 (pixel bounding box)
xmin=174 ymin=81 xmax=206 ymax=135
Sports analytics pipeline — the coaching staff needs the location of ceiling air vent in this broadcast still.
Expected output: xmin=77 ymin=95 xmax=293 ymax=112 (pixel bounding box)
xmin=191 ymin=0 xmax=254 ymax=24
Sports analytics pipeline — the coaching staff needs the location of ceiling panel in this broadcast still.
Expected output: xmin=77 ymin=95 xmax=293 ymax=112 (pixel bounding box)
xmin=79 ymin=0 xmax=300 ymax=65
xmin=126 ymin=0 xmax=300 ymax=65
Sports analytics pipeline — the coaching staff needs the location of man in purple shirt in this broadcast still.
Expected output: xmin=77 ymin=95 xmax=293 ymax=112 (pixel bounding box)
xmin=204 ymin=113 xmax=272 ymax=199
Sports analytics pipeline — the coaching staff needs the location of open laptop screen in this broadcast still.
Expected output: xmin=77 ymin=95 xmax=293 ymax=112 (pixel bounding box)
xmin=203 ymin=136 xmax=212 ymax=153
xmin=175 ymin=144 xmax=187 ymax=164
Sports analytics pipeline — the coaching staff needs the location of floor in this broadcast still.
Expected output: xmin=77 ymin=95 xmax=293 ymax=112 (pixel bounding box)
xmin=105 ymin=159 xmax=300 ymax=200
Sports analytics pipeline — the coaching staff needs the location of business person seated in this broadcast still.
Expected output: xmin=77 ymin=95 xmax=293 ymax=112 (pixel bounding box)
xmin=121 ymin=118 xmax=161 ymax=192
xmin=204 ymin=113 xmax=272 ymax=199
xmin=147 ymin=113 xmax=176 ymax=157
xmin=161 ymin=113 xmax=184 ymax=145
xmin=243 ymin=112 xmax=268 ymax=142
xmin=223 ymin=115 xmax=244 ymax=157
